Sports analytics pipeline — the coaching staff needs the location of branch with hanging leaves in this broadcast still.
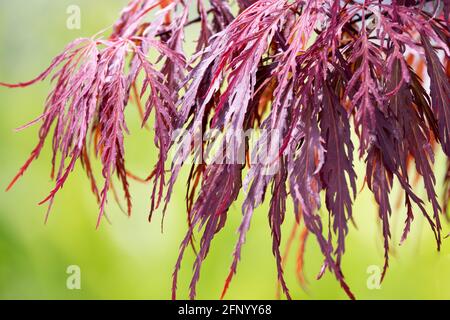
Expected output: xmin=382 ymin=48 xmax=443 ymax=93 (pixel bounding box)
xmin=1 ymin=0 xmax=449 ymax=300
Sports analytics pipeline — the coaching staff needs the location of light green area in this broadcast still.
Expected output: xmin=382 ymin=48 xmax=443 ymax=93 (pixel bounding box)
xmin=0 ymin=0 xmax=449 ymax=300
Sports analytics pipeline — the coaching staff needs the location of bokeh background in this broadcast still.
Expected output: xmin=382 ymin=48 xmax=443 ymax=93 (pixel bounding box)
xmin=0 ymin=0 xmax=449 ymax=300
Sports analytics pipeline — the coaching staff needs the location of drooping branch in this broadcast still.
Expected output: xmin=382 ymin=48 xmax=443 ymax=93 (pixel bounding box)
xmin=1 ymin=0 xmax=449 ymax=300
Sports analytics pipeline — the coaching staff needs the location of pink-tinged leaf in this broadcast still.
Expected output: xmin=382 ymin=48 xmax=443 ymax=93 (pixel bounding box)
xmin=421 ymin=35 xmax=450 ymax=156
xmin=320 ymin=83 xmax=357 ymax=263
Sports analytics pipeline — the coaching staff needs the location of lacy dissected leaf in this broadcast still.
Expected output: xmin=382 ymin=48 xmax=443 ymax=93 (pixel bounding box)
xmin=366 ymin=143 xmax=393 ymax=281
xmin=421 ymin=35 xmax=450 ymax=155
xmin=320 ymin=82 xmax=357 ymax=263
xmin=172 ymin=164 xmax=242 ymax=300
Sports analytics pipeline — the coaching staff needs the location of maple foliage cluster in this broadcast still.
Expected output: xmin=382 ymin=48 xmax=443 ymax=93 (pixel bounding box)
xmin=1 ymin=0 xmax=449 ymax=299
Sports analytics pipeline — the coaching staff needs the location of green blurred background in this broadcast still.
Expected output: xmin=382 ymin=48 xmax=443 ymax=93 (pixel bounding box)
xmin=0 ymin=0 xmax=449 ymax=300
